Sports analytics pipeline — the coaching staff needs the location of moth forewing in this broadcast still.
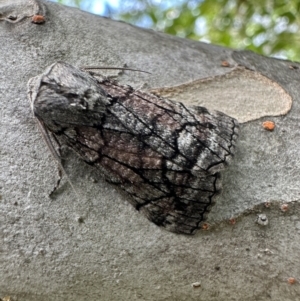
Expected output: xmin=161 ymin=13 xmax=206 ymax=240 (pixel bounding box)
xmin=28 ymin=62 xmax=239 ymax=234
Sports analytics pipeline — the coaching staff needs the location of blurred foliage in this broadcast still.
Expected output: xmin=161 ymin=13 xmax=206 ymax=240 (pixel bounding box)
xmin=56 ymin=0 xmax=82 ymax=7
xmin=56 ymin=0 xmax=300 ymax=62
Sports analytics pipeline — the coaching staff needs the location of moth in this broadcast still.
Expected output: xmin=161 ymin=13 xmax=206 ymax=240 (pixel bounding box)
xmin=28 ymin=62 xmax=239 ymax=234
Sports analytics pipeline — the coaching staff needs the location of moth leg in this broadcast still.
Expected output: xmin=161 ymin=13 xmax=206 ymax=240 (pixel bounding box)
xmin=49 ymin=133 xmax=64 ymax=197
xmin=49 ymin=168 xmax=62 ymax=197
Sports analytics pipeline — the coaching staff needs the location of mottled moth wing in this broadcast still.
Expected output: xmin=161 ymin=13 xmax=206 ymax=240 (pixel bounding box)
xmin=28 ymin=62 xmax=239 ymax=234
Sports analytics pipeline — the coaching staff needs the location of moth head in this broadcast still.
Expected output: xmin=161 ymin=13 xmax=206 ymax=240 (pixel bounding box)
xmin=27 ymin=62 xmax=109 ymax=133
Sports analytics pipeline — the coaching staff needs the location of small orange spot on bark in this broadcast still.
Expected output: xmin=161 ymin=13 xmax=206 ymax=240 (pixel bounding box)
xmin=221 ymin=60 xmax=230 ymax=67
xmin=288 ymin=277 xmax=296 ymax=284
xmin=202 ymin=223 xmax=210 ymax=230
xmin=229 ymin=218 xmax=236 ymax=225
xmin=32 ymin=15 xmax=45 ymax=24
xmin=280 ymin=204 xmax=289 ymax=212
xmin=262 ymin=121 xmax=275 ymax=131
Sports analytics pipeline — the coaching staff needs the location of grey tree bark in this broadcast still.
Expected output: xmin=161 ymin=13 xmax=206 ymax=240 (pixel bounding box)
xmin=1 ymin=0 xmax=300 ymax=300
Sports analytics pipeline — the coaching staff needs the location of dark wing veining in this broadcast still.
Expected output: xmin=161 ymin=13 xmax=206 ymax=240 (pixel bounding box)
xmin=30 ymin=62 xmax=239 ymax=234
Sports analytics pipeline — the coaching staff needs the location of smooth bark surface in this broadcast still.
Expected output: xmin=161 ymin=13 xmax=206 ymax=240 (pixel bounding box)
xmin=1 ymin=0 xmax=300 ymax=300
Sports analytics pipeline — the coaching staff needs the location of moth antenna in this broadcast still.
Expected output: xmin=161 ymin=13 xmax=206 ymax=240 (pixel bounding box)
xmin=35 ymin=117 xmax=80 ymax=199
xmin=81 ymin=66 xmax=151 ymax=74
